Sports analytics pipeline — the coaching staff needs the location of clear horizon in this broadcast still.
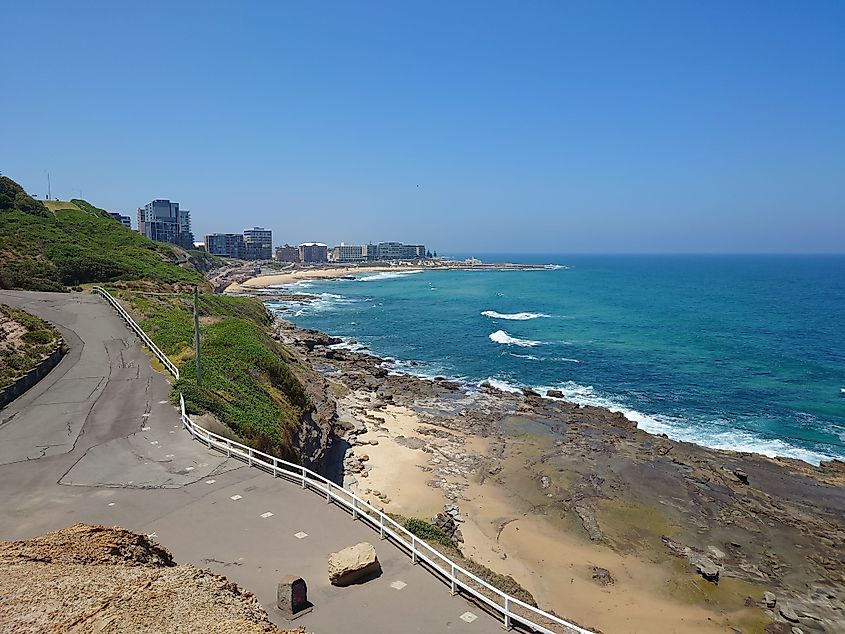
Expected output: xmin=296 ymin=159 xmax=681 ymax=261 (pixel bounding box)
xmin=3 ymin=1 xmax=843 ymax=254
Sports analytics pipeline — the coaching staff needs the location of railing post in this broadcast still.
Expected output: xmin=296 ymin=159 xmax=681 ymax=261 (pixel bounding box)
xmin=450 ymin=564 xmax=457 ymax=595
xmin=273 ymin=457 xmax=278 ymax=476
xmin=206 ymin=430 xmax=211 ymax=448
xmin=503 ymin=597 xmax=511 ymax=630
xmin=301 ymin=466 xmax=306 ymax=489
xmin=352 ymin=497 xmax=357 ymax=521
xmin=379 ymin=514 xmax=385 ymax=539
xmin=248 ymin=447 xmax=253 ymax=467
xmin=226 ymin=439 xmax=231 ymax=457
xmin=411 ymin=536 xmax=418 ymax=564
xmin=325 ymin=480 xmax=330 ymax=502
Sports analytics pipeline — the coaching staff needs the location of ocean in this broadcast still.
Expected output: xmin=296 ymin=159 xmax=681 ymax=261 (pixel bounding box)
xmin=266 ymin=255 xmax=845 ymax=465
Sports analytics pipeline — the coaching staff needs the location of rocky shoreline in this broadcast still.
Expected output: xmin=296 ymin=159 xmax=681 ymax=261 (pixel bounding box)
xmin=271 ymin=316 xmax=844 ymax=634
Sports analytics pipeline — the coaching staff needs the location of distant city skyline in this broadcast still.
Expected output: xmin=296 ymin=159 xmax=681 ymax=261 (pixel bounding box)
xmin=2 ymin=1 xmax=843 ymax=253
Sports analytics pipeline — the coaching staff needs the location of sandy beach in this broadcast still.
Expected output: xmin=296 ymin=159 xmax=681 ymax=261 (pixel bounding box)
xmin=230 ymin=265 xmax=421 ymax=291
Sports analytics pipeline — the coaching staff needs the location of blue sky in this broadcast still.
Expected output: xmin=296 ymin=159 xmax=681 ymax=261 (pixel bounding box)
xmin=2 ymin=1 xmax=843 ymax=253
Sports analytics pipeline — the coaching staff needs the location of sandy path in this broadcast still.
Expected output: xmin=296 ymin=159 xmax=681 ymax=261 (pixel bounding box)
xmin=228 ymin=266 xmax=422 ymax=291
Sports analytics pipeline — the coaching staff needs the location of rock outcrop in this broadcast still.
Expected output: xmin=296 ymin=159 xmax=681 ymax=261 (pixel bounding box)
xmin=0 ymin=524 xmax=307 ymax=634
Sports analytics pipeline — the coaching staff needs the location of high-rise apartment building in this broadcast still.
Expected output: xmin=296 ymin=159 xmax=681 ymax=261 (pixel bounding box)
xmin=243 ymin=227 xmax=272 ymax=260
xmin=205 ymin=233 xmax=244 ymax=258
xmin=137 ymin=199 xmax=194 ymax=249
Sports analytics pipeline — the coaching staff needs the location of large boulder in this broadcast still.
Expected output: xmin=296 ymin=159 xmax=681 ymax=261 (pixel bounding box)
xmin=328 ymin=542 xmax=381 ymax=586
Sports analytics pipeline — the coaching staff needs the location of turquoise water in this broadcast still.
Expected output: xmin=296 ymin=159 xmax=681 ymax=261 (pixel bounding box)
xmin=267 ymin=255 xmax=845 ymax=465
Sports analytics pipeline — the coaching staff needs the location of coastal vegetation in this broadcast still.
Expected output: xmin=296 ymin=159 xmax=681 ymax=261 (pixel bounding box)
xmin=0 ymin=304 xmax=62 ymax=390
xmin=114 ymin=290 xmax=309 ymax=459
xmin=391 ymin=514 xmax=536 ymax=607
xmin=0 ymin=176 xmax=207 ymax=291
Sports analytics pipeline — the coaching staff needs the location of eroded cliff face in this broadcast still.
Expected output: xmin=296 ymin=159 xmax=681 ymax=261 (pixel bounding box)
xmin=276 ymin=322 xmax=341 ymax=472
xmin=0 ymin=524 xmax=307 ymax=634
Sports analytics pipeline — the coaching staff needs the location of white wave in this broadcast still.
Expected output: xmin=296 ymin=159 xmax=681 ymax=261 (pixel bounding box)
xmin=481 ymin=310 xmax=550 ymax=321
xmin=356 ymin=270 xmax=423 ymax=282
xmin=489 ymin=330 xmax=541 ymax=347
xmin=537 ymin=381 xmax=837 ymax=465
xmin=556 ymin=357 xmax=582 ymax=363
xmin=508 ymin=353 xmax=542 ymax=360
xmin=479 ymin=378 xmax=524 ymax=393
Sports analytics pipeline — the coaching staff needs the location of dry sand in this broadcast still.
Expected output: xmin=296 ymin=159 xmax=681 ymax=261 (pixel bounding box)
xmin=228 ymin=265 xmax=422 ymax=291
xmin=340 ymin=393 xmax=766 ymax=634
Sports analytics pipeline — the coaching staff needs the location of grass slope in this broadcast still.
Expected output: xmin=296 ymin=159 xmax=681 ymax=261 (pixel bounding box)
xmin=0 ymin=176 xmax=207 ymax=291
xmin=118 ymin=291 xmax=308 ymax=459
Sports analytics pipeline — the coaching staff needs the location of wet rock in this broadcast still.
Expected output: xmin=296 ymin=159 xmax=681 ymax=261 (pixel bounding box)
xmin=591 ymin=567 xmax=614 ymax=586
xmin=546 ymin=389 xmax=564 ymax=398
xmin=574 ymin=506 xmax=603 ymax=542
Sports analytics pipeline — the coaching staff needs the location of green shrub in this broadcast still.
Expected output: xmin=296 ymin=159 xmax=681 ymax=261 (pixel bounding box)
xmin=402 ymin=518 xmax=454 ymax=548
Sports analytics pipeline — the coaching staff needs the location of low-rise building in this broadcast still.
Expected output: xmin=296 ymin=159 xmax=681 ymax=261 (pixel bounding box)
xmin=299 ymin=242 xmax=328 ymax=263
xmin=330 ymin=243 xmax=366 ymax=263
xmin=108 ymin=212 xmax=132 ymax=229
xmin=274 ymin=244 xmax=300 ymax=262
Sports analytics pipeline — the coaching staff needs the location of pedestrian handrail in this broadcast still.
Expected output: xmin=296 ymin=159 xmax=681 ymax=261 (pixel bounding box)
xmin=92 ymin=287 xmax=180 ymax=379
xmin=93 ymin=286 xmax=593 ymax=634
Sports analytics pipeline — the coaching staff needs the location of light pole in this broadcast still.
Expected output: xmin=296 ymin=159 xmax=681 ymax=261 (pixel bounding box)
xmin=193 ymin=286 xmax=202 ymax=386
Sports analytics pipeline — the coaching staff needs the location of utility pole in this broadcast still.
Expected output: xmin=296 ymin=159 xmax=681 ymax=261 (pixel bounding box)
xmin=47 ymin=173 xmax=51 ymax=200
xmin=193 ymin=286 xmax=202 ymax=386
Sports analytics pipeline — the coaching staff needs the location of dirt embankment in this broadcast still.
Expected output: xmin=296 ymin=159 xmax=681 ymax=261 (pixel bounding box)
xmin=0 ymin=524 xmax=308 ymax=634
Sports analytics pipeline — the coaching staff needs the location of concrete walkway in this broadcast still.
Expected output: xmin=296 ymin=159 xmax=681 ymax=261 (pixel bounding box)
xmin=0 ymin=290 xmax=502 ymax=633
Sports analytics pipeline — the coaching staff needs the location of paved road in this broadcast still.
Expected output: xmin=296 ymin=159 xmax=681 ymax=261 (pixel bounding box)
xmin=0 ymin=291 xmax=502 ymax=633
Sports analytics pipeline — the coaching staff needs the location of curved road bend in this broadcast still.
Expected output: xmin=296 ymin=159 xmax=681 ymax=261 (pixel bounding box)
xmin=0 ymin=290 xmax=501 ymax=633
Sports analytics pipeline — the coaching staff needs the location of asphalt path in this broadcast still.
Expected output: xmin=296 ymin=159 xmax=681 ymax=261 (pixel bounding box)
xmin=0 ymin=290 xmax=502 ymax=633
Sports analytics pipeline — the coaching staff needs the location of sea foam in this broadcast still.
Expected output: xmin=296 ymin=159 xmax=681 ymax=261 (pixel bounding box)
xmin=489 ymin=330 xmax=541 ymax=347
xmin=481 ymin=310 xmax=550 ymax=320
xmin=356 ymin=270 xmax=423 ymax=282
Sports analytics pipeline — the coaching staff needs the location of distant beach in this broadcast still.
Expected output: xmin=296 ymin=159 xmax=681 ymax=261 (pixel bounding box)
xmin=226 ymin=260 xmax=552 ymax=292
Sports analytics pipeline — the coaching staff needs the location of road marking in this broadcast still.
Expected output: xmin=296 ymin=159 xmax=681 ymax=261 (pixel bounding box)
xmin=108 ymin=502 xmax=115 ymax=507
xmin=169 ymin=430 xmax=175 ymax=434
xmin=165 ymin=454 xmax=175 ymax=458
xmin=150 ymin=441 xmax=159 ymax=445
xmin=390 ymin=580 xmax=407 ymax=590
xmin=460 ymin=612 xmax=478 ymax=623
xmin=205 ymin=479 xmax=216 ymax=484
xmin=294 ymin=531 xmax=308 ymax=539
xmin=260 ymin=512 xmax=274 ymax=518
xmin=230 ymin=495 xmax=242 ymax=501
xmin=159 ymin=400 xmax=169 ymax=404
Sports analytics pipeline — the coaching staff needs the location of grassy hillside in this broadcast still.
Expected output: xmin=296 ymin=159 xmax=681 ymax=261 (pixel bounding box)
xmin=114 ymin=291 xmax=309 ymax=460
xmin=0 ymin=176 xmax=208 ymax=291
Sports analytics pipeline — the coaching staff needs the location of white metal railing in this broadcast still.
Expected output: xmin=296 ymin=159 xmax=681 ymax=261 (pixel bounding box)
xmin=94 ymin=286 xmax=593 ymax=634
